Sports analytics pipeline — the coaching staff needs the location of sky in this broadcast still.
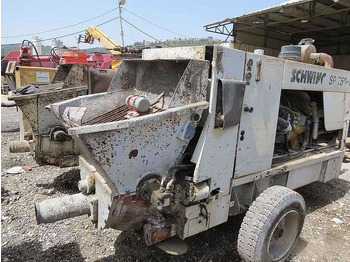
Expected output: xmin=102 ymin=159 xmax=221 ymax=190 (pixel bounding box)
xmin=1 ymin=0 xmax=284 ymax=48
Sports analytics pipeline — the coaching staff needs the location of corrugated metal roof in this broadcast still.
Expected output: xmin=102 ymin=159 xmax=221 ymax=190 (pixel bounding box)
xmin=204 ymin=0 xmax=313 ymax=27
xmin=204 ymin=0 xmax=350 ymax=56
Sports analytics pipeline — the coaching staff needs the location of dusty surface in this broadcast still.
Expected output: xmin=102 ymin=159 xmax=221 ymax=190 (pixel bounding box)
xmin=1 ymin=106 xmax=350 ymax=262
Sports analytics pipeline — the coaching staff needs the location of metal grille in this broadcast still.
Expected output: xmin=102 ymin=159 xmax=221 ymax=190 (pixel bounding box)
xmin=83 ymin=105 xmax=130 ymax=125
xmin=83 ymin=105 xmax=164 ymax=125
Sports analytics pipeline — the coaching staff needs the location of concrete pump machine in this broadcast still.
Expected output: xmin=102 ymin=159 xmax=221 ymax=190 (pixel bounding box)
xmin=35 ymin=40 xmax=350 ymax=262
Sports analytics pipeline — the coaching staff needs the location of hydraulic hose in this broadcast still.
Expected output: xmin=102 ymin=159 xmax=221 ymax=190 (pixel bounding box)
xmin=273 ymin=120 xmax=311 ymax=164
xmin=22 ymin=40 xmax=43 ymax=67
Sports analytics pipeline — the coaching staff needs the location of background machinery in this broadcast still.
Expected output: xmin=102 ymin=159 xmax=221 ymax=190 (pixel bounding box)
xmin=2 ymin=33 xmax=120 ymax=167
xmin=1 ymin=39 xmax=118 ymax=92
xmin=78 ymin=26 xmax=140 ymax=68
xmin=7 ymin=61 xmax=117 ymax=167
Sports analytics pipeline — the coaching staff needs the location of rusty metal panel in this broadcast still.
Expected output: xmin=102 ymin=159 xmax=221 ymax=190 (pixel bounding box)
xmin=76 ymin=104 xmax=206 ymax=194
xmin=36 ymin=87 xmax=87 ymax=134
xmin=286 ymin=162 xmax=323 ymax=189
xmin=62 ymin=64 xmax=88 ymax=88
xmin=9 ymin=80 xmax=87 ymax=166
xmin=88 ymin=68 xmax=116 ymax=94
xmin=108 ymin=59 xmax=190 ymax=96
xmin=169 ymin=60 xmax=209 ymax=108
xmin=13 ymin=97 xmax=39 ymax=132
xmin=52 ymin=64 xmax=88 ymax=89
xmin=34 ymin=135 xmax=79 ymax=166
xmin=49 ymin=58 xmax=210 ymax=231
xmin=11 ymin=86 xmax=87 ymax=134
xmin=106 ymin=194 xmax=150 ymax=230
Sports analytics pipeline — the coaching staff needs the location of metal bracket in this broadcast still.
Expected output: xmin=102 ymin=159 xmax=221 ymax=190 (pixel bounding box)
xmin=5 ymin=61 xmax=16 ymax=75
xmin=256 ymin=60 xmax=262 ymax=82
xmin=215 ymin=79 xmax=246 ymax=129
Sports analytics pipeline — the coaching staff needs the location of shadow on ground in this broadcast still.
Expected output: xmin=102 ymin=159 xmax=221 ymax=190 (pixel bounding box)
xmin=101 ymin=215 xmax=244 ymax=262
xmin=36 ymin=169 xmax=81 ymax=194
xmin=289 ymin=237 xmax=308 ymax=260
xmin=1 ymin=240 xmax=85 ymax=262
xmin=6 ymin=175 xmax=347 ymax=261
xmin=1 ymin=127 xmax=20 ymax=133
xmin=100 ymin=176 xmax=349 ymax=262
xmin=296 ymin=177 xmax=350 ymax=213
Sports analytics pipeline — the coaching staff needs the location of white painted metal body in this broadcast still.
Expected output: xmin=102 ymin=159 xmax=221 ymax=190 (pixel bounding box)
xmin=47 ymin=45 xmax=350 ymax=244
xmin=182 ymin=46 xmax=349 ymax=238
xmin=10 ymin=85 xmax=87 ymax=166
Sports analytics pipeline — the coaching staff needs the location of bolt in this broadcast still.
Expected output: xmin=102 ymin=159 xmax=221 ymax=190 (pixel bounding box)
xmin=246 ymin=72 xmax=252 ymax=81
xmin=244 ymin=107 xmax=254 ymax=113
xmin=247 ymin=59 xmax=253 ymax=67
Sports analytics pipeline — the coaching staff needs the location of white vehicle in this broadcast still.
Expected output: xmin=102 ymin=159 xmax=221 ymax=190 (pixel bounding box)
xmin=35 ymin=41 xmax=350 ymax=262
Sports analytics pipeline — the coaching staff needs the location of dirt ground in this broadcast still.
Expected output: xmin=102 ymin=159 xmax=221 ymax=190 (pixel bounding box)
xmin=1 ymin=106 xmax=350 ymax=262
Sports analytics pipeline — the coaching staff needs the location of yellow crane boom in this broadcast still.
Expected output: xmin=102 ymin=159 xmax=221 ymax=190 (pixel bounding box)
xmin=84 ymin=26 xmax=122 ymax=56
xmin=79 ymin=26 xmax=140 ymax=68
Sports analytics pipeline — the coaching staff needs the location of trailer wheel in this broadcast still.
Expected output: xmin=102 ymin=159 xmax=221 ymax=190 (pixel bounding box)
xmin=237 ymin=186 xmax=305 ymax=262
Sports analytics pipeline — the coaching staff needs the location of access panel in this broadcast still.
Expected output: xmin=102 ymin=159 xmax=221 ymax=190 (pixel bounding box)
xmin=234 ymin=53 xmax=285 ymax=177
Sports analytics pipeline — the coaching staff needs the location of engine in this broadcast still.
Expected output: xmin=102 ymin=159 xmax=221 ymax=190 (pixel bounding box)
xmin=274 ymin=91 xmax=312 ymax=162
xmin=273 ymin=39 xmax=338 ymax=163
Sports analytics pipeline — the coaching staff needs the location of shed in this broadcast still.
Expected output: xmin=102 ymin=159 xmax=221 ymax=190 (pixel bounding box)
xmin=204 ymin=0 xmax=350 ymax=70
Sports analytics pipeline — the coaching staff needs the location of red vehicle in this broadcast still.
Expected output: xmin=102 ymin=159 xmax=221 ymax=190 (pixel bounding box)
xmin=1 ymin=40 xmax=115 ymax=71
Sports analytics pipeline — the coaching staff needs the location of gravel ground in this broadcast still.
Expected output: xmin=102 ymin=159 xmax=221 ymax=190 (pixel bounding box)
xmin=1 ymin=106 xmax=350 ymax=262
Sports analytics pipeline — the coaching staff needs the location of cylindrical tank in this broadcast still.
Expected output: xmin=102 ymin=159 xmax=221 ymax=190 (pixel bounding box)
xmin=51 ymin=39 xmax=64 ymax=55
xmin=32 ymin=36 xmax=42 ymax=55
xmin=279 ymin=45 xmax=302 ymax=61
xmin=9 ymin=140 xmax=32 ymax=153
xmin=126 ymin=95 xmax=151 ymax=113
xmin=35 ymin=193 xmax=91 ymax=224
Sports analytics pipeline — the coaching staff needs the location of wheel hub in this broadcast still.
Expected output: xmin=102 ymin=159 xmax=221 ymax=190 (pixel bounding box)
xmin=267 ymin=210 xmax=300 ymax=261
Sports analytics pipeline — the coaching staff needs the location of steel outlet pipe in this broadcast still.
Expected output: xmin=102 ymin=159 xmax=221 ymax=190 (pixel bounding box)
xmin=35 ymin=193 xmax=91 ymax=224
xmin=9 ymin=140 xmax=32 ymax=153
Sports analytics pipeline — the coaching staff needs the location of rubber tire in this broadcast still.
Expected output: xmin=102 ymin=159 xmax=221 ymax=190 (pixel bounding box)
xmin=237 ymin=186 xmax=305 ymax=262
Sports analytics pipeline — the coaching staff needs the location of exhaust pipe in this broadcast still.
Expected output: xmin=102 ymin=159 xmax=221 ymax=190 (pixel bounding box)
xmin=310 ymin=53 xmax=334 ymax=68
xmin=9 ymin=140 xmax=33 ymax=153
xmin=35 ymin=193 xmax=91 ymax=224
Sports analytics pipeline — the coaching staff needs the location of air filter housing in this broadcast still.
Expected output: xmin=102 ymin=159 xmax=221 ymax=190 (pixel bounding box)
xmin=279 ymin=45 xmax=302 ymax=61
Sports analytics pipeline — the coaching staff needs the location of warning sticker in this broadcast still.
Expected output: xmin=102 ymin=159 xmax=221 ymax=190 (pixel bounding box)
xmin=36 ymin=72 xmax=50 ymax=83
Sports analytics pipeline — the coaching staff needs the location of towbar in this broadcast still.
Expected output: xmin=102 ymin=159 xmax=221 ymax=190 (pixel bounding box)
xmin=35 ymin=193 xmax=92 ymax=224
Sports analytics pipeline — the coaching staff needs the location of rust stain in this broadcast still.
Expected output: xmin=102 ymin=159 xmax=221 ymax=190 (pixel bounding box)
xmin=129 ymin=149 xmax=138 ymax=159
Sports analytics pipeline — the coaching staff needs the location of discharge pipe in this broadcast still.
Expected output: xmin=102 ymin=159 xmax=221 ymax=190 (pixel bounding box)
xmin=9 ymin=140 xmax=33 ymax=153
xmin=35 ymin=193 xmax=91 ymax=224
